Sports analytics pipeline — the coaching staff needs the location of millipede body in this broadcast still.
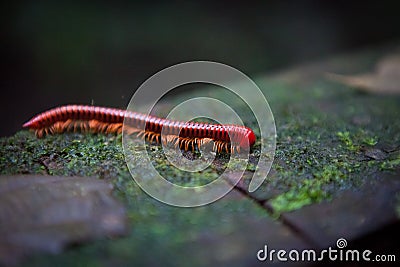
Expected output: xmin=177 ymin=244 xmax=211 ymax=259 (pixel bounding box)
xmin=23 ymin=105 xmax=256 ymax=153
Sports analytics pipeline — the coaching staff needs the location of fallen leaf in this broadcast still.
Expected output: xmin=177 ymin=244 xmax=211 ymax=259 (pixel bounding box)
xmin=0 ymin=175 xmax=128 ymax=266
xmin=326 ymin=53 xmax=400 ymax=94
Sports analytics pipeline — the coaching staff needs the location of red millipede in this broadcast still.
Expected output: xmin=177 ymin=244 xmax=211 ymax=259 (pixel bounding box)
xmin=23 ymin=105 xmax=256 ymax=153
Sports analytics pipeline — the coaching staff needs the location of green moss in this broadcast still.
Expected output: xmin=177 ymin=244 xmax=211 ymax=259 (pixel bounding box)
xmin=336 ymin=130 xmax=382 ymax=152
xmin=269 ymin=187 xmax=320 ymax=216
xmin=270 ymin=165 xmax=345 ymax=215
xmin=380 ymin=156 xmax=400 ymax=171
xmin=336 ymin=131 xmax=358 ymax=151
xmin=0 ymin=131 xmax=128 ymax=178
xmin=362 ymin=136 xmax=378 ymax=146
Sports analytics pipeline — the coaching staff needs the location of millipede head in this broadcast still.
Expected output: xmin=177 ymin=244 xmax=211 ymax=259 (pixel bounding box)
xmin=238 ymin=127 xmax=256 ymax=151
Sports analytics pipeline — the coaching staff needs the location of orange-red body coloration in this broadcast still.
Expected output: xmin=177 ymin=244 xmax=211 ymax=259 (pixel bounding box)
xmin=23 ymin=105 xmax=256 ymax=153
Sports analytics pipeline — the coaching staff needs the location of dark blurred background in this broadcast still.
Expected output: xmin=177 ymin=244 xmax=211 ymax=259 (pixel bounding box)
xmin=1 ymin=0 xmax=399 ymax=137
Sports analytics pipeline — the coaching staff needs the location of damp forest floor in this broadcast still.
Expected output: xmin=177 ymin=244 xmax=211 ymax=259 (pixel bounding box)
xmin=1 ymin=45 xmax=400 ymax=266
